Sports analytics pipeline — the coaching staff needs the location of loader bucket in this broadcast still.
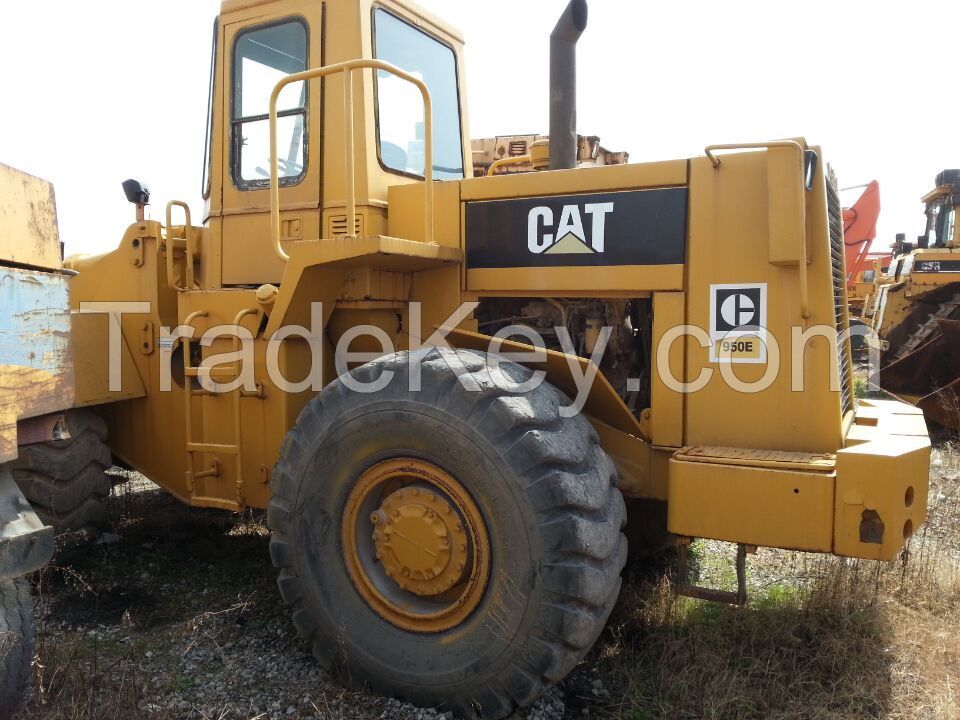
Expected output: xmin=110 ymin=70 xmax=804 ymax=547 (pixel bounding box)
xmin=879 ymin=319 xmax=960 ymax=430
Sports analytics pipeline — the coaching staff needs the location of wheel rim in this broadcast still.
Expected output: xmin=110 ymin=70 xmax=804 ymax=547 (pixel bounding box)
xmin=341 ymin=458 xmax=490 ymax=633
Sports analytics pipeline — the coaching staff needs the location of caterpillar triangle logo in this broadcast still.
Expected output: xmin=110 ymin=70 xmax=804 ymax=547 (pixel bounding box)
xmin=528 ymin=203 xmax=614 ymax=254
xmin=545 ymin=232 xmax=595 ymax=254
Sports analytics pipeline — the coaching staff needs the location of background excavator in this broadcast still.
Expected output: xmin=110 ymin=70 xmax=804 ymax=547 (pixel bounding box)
xmin=873 ymin=170 xmax=960 ymax=431
xmin=841 ymin=181 xmax=882 ymax=346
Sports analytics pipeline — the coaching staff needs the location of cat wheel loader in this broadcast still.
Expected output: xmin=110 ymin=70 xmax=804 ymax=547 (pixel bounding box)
xmin=3 ymin=0 xmax=931 ymax=716
xmin=873 ymin=170 xmax=960 ymax=430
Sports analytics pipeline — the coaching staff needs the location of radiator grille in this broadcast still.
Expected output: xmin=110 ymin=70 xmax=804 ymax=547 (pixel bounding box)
xmin=826 ymin=170 xmax=855 ymax=417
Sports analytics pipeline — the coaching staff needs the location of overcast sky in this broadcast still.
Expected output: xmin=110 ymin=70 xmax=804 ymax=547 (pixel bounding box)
xmin=1 ymin=0 xmax=957 ymax=257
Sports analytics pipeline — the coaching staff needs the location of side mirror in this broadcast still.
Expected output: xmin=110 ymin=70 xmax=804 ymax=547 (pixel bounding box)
xmin=122 ymin=179 xmax=150 ymax=206
xmin=122 ymin=179 xmax=150 ymax=222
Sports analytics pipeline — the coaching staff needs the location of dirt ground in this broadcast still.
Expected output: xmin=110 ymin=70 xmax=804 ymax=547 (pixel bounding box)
xmin=12 ymin=443 xmax=960 ymax=720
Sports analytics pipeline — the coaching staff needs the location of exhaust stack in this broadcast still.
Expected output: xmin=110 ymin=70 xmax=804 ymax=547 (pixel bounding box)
xmin=550 ymin=0 xmax=588 ymax=171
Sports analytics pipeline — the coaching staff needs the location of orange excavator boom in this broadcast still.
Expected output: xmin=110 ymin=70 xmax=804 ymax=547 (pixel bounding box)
xmin=842 ymin=180 xmax=881 ymax=286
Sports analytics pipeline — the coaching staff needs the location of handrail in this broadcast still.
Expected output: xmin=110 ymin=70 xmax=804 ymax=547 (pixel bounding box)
xmin=230 ymin=308 xmax=258 ymax=503
xmin=704 ymin=141 xmax=811 ymax=319
xmin=703 ymin=140 xmax=806 ymax=169
xmin=165 ymin=200 xmax=195 ymax=291
xmin=269 ymin=59 xmax=435 ymax=262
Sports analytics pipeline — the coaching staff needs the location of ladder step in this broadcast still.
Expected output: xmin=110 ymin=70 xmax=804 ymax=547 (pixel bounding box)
xmin=188 ymin=442 xmax=240 ymax=455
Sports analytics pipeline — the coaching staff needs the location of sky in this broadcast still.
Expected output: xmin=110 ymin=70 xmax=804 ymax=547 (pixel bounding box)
xmin=1 ymin=0 xmax=957 ymax=258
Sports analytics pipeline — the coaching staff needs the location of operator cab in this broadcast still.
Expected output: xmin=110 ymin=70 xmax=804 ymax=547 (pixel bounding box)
xmin=920 ymin=170 xmax=959 ymax=249
xmin=203 ymin=0 xmax=470 ymax=286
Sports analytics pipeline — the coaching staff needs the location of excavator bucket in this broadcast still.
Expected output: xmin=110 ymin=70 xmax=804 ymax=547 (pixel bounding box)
xmin=879 ymin=318 xmax=960 ymax=430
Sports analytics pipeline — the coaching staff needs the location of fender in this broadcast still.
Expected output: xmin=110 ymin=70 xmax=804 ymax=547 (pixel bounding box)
xmin=445 ymin=327 xmax=652 ymax=497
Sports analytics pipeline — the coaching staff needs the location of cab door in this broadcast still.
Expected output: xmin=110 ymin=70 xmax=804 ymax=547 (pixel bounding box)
xmin=219 ymin=0 xmax=324 ymax=285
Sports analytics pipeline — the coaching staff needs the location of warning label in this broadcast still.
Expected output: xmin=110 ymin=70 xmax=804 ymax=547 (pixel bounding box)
xmin=710 ymin=284 xmax=768 ymax=364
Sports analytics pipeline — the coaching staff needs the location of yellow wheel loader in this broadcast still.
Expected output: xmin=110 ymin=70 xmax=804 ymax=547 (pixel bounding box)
xmin=873 ymin=170 xmax=960 ymax=430
xmin=10 ymin=0 xmax=931 ymax=716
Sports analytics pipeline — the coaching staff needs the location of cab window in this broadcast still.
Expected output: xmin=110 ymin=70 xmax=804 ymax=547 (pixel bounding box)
xmin=942 ymin=206 xmax=956 ymax=246
xmin=232 ymin=19 xmax=308 ymax=188
xmin=373 ymin=8 xmax=464 ymax=180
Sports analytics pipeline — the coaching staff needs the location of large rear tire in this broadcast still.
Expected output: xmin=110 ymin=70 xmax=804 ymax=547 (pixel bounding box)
xmin=268 ymin=348 xmax=626 ymax=718
xmin=0 ymin=579 xmax=34 ymax=717
xmin=11 ymin=410 xmax=111 ymax=532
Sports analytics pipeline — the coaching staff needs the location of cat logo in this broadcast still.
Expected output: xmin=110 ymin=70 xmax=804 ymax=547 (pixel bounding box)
xmin=709 ymin=283 xmax=768 ymax=364
xmin=465 ymin=188 xmax=688 ymax=270
xmin=527 ymin=202 xmax=615 ymax=255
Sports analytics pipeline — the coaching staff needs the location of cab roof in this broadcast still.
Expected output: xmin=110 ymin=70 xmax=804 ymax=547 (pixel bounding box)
xmin=219 ymin=0 xmax=465 ymax=43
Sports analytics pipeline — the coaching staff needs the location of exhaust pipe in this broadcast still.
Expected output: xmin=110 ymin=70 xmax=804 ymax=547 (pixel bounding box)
xmin=550 ymin=0 xmax=588 ymax=171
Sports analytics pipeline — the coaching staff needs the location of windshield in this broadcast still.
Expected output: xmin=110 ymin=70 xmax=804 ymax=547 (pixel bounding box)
xmin=373 ymin=8 xmax=464 ymax=180
xmin=925 ymin=200 xmax=957 ymax=248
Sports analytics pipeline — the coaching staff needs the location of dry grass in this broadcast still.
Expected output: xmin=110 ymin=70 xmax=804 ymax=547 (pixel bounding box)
xmin=578 ymin=442 xmax=960 ymax=720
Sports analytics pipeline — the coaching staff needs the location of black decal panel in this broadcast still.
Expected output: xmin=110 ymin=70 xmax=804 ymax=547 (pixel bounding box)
xmin=915 ymin=260 xmax=960 ymax=273
xmin=465 ymin=188 xmax=688 ymax=269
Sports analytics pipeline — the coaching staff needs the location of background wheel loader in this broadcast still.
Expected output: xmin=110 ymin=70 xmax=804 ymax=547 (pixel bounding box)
xmin=471 ymin=134 xmax=628 ymax=177
xmin=872 ymin=170 xmax=960 ymax=430
xmin=0 ymin=0 xmax=932 ymax=717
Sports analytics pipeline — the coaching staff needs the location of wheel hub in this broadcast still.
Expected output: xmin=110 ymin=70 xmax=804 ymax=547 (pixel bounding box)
xmin=341 ymin=458 xmax=490 ymax=633
xmin=371 ymin=487 xmax=469 ymax=597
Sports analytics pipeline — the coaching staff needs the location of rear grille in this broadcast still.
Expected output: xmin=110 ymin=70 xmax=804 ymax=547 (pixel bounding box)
xmin=826 ymin=170 xmax=855 ymax=417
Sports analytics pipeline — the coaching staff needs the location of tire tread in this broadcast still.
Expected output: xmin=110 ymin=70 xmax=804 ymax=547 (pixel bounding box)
xmin=267 ymin=348 xmax=626 ymax=718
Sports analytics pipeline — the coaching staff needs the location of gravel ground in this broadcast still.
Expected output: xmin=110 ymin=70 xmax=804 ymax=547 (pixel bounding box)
xmin=14 ymin=476 xmax=602 ymax=720
xmin=15 ymin=440 xmax=959 ymax=720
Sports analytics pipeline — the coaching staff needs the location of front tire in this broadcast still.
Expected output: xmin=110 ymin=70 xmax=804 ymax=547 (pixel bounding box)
xmin=0 ymin=579 xmax=35 ymax=716
xmin=268 ymin=349 xmax=626 ymax=718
